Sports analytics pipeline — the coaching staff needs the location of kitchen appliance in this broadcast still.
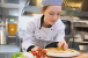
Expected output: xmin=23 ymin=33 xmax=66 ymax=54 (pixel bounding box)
xmin=0 ymin=26 xmax=6 ymax=44
xmin=62 ymin=20 xmax=71 ymax=35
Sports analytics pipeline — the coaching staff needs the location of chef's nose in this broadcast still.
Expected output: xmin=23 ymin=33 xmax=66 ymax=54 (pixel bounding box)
xmin=53 ymin=15 xmax=58 ymax=20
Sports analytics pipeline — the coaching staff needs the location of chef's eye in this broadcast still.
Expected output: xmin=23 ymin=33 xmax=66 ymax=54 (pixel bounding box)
xmin=50 ymin=13 xmax=54 ymax=15
xmin=57 ymin=14 xmax=60 ymax=15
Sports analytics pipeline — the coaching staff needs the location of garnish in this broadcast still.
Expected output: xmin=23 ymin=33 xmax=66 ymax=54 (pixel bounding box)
xmin=31 ymin=47 xmax=49 ymax=58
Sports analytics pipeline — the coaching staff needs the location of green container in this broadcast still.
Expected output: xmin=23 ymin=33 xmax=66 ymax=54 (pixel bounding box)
xmin=12 ymin=53 xmax=23 ymax=58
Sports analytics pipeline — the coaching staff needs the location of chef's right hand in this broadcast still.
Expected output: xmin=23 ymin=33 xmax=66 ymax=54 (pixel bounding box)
xmin=31 ymin=46 xmax=39 ymax=51
xmin=31 ymin=46 xmax=43 ymax=52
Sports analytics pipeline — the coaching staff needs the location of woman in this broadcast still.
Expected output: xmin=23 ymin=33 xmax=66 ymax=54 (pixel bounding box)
xmin=22 ymin=0 xmax=68 ymax=52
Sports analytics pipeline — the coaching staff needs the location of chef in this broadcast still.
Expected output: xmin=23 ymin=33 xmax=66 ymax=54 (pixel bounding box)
xmin=22 ymin=0 xmax=68 ymax=52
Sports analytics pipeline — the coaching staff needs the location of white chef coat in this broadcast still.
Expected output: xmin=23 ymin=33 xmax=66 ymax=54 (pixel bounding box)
xmin=22 ymin=14 xmax=65 ymax=51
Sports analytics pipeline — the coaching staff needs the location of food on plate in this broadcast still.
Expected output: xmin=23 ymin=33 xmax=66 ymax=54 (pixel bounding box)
xmin=31 ymin=47 xmax=49 ymax=58
xmin=46 ymin=48 xmax=79 ymax=57
xmin=31 ymin=51 xmax=37 ymax=56
xmin=36 ymin=52 xmax=42 ymax=58
xmin=30 ymin=47 xmax=79 ymax=58
xmin=57 ymin=47 xmax=66 ymax=51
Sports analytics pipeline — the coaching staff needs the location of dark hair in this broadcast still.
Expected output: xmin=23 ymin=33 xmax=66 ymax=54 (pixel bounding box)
xmin=43 ymin=6 xmax=49 ymax=11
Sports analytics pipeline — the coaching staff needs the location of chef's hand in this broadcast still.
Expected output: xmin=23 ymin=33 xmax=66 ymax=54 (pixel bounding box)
xmin=31 ymin=46 xmax=43 ymax=51
xmin=57 ymin=40 xmax=68 ymax=50
xmin=31 ymin=46 xmax=39 ymax=51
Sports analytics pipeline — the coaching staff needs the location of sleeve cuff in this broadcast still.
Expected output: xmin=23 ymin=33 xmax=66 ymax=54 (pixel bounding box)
xmin=27 ymin=45 xmax=35 ymax=52
xmin=45 ymin=42 xmax=59 ymax=48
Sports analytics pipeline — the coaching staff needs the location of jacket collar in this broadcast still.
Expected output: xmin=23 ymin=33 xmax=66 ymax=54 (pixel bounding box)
xmin=39 ymin=15 xmax=53 ymax=30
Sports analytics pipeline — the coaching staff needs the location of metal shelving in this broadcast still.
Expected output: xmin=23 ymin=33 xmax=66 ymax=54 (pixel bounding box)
xmin=72 ymin=20 xmax=88 ymax=50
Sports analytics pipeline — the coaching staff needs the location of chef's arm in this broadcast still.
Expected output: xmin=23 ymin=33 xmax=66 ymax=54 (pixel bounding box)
xmin=22 ymin=22 xmax=36 ymax=52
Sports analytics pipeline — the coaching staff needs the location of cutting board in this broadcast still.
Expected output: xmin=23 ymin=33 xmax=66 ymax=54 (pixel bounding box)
xmin=49 ymin=52 xmax=88 ymax=58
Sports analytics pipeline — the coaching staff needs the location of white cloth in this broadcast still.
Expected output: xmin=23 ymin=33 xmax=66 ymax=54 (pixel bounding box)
xmin=22 ymin=14 xmax=65 ymax=51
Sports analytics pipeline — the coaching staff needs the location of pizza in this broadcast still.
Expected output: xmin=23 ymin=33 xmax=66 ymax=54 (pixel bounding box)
xmin=45 ymin=48 xmax=79 ymax=57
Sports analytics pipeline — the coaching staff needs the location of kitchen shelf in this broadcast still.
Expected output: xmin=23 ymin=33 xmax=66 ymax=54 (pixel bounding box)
xmin=74 ymin=27 xmax=88 ymax=32
xmin=83 ymin=39 xmax=88 ymax=41
xmin=79 ymin=42 xmax=88 ymax=45
xmin=72 ymin=21 xmax=88 ymax=48
xmin=74 ymin=22 xmax=88 ymax=28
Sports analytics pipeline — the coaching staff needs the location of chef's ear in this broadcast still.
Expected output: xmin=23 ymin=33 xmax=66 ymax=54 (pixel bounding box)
xmin=41 ymin=8 xmax=44 ymax=15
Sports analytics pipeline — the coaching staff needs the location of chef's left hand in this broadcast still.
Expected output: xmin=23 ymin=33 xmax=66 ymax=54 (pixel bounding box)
xmin=57 ymin=40 xmax=68 ymax=50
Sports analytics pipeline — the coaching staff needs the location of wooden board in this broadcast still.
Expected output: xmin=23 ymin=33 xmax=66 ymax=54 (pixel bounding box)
xmin=49 ymin=52 xmax=88 ymax=58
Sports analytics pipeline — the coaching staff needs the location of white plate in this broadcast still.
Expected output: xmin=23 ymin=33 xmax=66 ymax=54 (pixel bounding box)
xmin=23 ymin=52 xmax=35 ymax=58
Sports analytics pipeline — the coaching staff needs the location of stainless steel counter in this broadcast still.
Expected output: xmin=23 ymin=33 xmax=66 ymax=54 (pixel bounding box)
xmin=80 ymin=50 xmax=88 ymax=55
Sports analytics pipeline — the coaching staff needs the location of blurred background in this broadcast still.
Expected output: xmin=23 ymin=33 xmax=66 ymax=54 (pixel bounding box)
xmin=0 ymin=0 xmax=88 ymax=58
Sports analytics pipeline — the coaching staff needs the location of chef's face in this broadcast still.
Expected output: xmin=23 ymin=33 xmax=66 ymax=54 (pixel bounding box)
xmin=42 ymin=6 xmax=62 ymax=26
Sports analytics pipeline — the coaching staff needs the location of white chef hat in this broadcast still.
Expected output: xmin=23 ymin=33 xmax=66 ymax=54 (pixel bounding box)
xmin=42 ymin=0 xmax=63 ymax=7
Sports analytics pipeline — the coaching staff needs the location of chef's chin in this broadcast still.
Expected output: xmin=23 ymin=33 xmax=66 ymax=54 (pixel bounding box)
xmin=50 ymin=22 xmax=55 ymax=26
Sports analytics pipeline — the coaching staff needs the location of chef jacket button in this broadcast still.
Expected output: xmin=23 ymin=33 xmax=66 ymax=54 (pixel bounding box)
xmin=51 ymin=29 xmax=52 ymax=30
xmin=39 ymin=37 xmax=41 ymax=38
